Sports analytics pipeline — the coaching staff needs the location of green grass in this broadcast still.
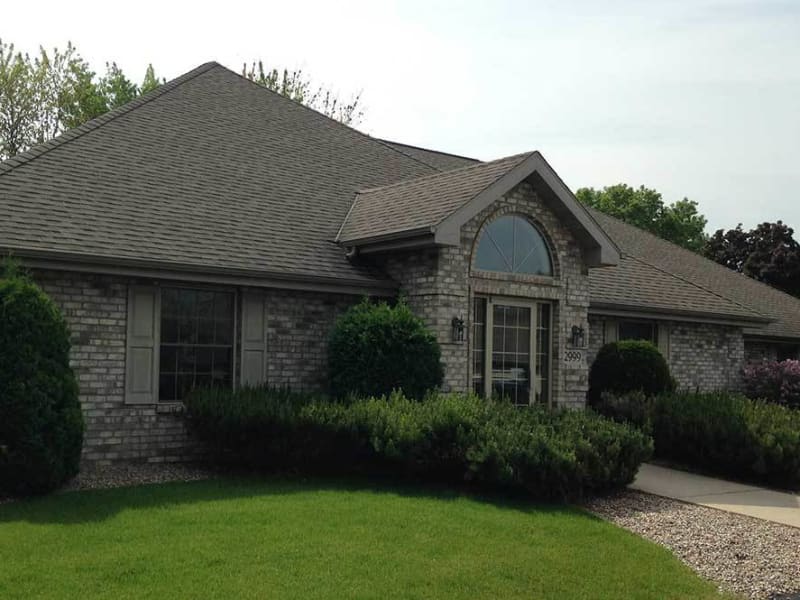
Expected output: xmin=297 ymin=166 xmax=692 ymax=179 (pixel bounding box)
xmin=0 ymin=477 xmax=726 ymax=599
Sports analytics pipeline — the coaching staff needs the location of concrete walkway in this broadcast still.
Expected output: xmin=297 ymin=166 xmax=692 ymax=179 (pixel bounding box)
xmin=630 ymin=463 xmax=800 ymax=528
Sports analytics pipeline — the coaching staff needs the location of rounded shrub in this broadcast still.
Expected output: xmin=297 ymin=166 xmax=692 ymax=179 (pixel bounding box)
xmin=0 ymin=261 xmax=83 ymax=495
xmin=328 ymin=298 xmax=443 ymax=400
xmin=587 ymin=340 xmax=673 ymax=407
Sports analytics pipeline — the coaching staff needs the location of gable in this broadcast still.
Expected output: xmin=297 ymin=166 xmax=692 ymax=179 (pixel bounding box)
xmin=338 ymin=151 xmax=620 ymax=268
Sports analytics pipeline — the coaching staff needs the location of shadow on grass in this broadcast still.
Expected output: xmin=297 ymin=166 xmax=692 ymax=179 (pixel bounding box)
xmin=0 ymin=473 xmax=589 ymax=526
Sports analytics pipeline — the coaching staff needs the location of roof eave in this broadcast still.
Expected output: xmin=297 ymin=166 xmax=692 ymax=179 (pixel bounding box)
xmin=589 ymin=301 xmax=773 ymax=327
xmin=8 ymin=248 xmax=398 ymax=296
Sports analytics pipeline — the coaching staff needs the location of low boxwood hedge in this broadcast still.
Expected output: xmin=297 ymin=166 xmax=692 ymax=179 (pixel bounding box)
xmin=596 ymin=390 xmax=800 ymax=489
xmin=184 ymin=388 xmax=652 ymax=502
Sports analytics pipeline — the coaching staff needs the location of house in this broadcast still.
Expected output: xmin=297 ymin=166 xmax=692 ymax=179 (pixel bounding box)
xmin=1 ymin=62 xmax=798 ymax=466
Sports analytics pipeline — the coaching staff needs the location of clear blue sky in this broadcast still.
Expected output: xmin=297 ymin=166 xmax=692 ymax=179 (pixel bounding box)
xmin=5 ymin=0 xmax=799 ymax=231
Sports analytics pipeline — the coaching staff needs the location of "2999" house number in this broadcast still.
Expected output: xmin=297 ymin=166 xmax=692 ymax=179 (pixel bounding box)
xmin=563 ymin=349 xmax=584 ymax=368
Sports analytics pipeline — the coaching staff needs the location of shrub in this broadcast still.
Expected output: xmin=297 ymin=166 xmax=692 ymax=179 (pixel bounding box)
xmin=328 ymin=299 xmax=443 ymax=400
xmin=0 ymin=261 xmax=83 ymax=495
xmin=184 ymin=387 xmax=652 ymax=502
xmin=742 ymin=360 xmax=800 ymax=409
xmin=587 ymin=340 xmax=673 ymax=406
xmin=599 ymin=390 xmax=800 ymax=489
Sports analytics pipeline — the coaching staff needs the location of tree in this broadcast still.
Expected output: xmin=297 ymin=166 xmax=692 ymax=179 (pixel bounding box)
xmin=242 ymin=60 xmax=364 ymax=126
xmin=140 ymin=64 xmax=164 ymax=94
xmin=98 ymin=62 xmax=139 ymax=109
xmin=0 ymin=41 xmax=38 ymax=158
xmin=576 ymin=184 xmax=708 ymax=252
xmin=704 ymin=221 xmax=800 ymax=297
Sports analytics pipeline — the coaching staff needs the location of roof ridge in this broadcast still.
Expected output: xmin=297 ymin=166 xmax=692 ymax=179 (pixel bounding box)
xmin=0 ymin=62 xmax=221 ymax=178
xmin=590 ymin=207 xmax=800 ymax=312
xmin=225 ymin=68 xmax=441 ymax=176
xmin=377 ymin=139 xmax=481 ymax=163
xmin=356 ymin=151 xmax=533 ymax=195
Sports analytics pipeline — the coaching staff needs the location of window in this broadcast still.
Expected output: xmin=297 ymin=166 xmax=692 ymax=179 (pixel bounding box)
xmin=475 ymin=215 xmax=553 ymax=276
xmin=472 ymin=298 xmax=487 ymax=395
xmin=618 ymin=320 xmax=657 ymax=345
xmin=471 ymin=296 xmax=552 ymax=406
xmin=158 ymin=288 xmax=234 ymax=402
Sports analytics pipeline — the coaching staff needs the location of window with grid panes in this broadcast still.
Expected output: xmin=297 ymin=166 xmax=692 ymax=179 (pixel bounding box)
xmin=158 ymin=288 xmax=234 ymax=402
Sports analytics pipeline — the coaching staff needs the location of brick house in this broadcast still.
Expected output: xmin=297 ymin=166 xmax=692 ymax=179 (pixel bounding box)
xmin=2 ymin=62 xmax=798 ymax=466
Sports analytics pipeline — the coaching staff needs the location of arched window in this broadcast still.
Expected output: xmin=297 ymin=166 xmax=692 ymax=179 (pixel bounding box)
xmin=474 ymin=215 xmax=553 ymax=276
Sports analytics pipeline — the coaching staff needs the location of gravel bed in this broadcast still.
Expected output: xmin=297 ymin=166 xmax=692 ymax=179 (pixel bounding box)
xmin=62 ymin=462 xmax=216 ymax=492
xmin=585 ymin=490 xmax=800 ymax=600
xmin=1 ymin=463 xmax=216 ymax=504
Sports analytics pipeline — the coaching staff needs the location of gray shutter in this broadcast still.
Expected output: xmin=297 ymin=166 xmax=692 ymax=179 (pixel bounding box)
xmin=125 ymin=286 xmax=159 ymax=404
xmin=657 ymin=322 xmax=670 ymax=360
xmin=603 ymin=319 xmax=618 ymax=345
xmin=241 ymin=292 xmax=267 ymax=386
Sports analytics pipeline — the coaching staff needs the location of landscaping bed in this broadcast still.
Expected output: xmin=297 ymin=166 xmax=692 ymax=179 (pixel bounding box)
xmin=595 ymin=390 xmax=800 ymax=490
xmin=184 ymin=388 xmax=653 ymax=502
xmin=586 ymin=490 xmax=800 ymax=600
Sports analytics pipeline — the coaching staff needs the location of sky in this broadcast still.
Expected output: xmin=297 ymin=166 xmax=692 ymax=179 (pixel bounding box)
xmin=4 ymin=0 xmax=799 ymax=232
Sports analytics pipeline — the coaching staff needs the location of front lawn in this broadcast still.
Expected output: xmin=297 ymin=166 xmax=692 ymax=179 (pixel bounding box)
xmin=0 ymin=478 xmax=725 ymax=599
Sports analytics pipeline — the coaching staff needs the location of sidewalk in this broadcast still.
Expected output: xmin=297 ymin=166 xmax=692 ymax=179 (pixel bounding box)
xmin=630 ymin=463 xmax=800 ymax=528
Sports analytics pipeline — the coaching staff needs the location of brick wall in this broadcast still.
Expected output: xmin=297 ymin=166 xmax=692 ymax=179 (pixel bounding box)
xmin=33 ymin=269 xmax=359 ymax=466
xmin=668 ymin=322 xmax=745 ymax=391
xmin=587 ymin=315 xmax=746 ymax=392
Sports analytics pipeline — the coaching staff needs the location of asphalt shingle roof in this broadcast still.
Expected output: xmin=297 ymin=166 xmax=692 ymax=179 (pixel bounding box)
xmin=2 ymin=62 xmax=799 ymax=340
xmin=590 ymin=210 xmax=800 ymax=337
xmin=0 ymin=62 xmax=437 ymax=287
xmin=337 ymin=152 xmax=533 ymax=243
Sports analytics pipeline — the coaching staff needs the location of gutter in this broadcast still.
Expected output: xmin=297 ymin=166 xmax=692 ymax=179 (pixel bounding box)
xmin=6 ymin=247 xmax=398 ymax=297
xmin=589 ymin=302 xmax=773 ymax=327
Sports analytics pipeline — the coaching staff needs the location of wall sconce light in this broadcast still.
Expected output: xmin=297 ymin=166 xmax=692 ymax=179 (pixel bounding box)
xmin=571 ymin=325 xmax=585 ymax=348
xmin=451 ymin=316 xmax=465 ymax=343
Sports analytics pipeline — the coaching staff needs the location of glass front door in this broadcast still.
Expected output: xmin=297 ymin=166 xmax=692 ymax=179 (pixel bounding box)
xmin=471 ymin=297 xmax=552 ymax=406
xmin=491 ymin=304 xmax=532 ymax=405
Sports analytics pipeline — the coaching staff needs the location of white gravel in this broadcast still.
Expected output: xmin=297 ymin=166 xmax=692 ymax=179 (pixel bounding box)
xmin=585 ymin=490 xmax=800 ymax=600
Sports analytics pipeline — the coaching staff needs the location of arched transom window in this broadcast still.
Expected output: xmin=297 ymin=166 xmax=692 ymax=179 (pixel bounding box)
xmin=474 ymin=215 xmax=553 ymax=276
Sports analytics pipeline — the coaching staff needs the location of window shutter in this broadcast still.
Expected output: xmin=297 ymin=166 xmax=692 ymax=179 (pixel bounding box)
xmin=657 ymin=323 xmax=670 ymax=360
xmin=125 ymin=286 xmax=159 ymax=404
xmin=603 ymin=319 xmax=618 ymax=345
xmin=241 ymin=292 xmax=267 ymax=386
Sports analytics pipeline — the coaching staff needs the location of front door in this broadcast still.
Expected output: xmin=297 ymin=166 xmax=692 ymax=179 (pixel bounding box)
xmin=490 ymin=303 xmax=532 ymax=405
xmin=472 ymin=297 xmax=552 ymax=406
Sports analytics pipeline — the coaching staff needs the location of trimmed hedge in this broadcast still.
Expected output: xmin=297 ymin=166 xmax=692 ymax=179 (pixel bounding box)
xmin=184 ymin=388 xmax=652 ymax=501
xmin=0 ymin=261 xmax=84 ymax=495
xmin=596 ymin=390 xmax=800 ymax=489
xmin=328 ymin=299 xmax=443 ymax=400
xmin=587 ymin=340 xmax=673 ymax=406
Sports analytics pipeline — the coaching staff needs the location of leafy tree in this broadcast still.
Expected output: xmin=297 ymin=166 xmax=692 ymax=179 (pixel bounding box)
xmin=242 ymin=60 xmax=364 ymax=126
xmin=0 ymin=40 xmax=38 ymax=158
xmin=98 ymin=62 xmax=139 ymax=109
xmin=576 ymin=184 xmax=708 ymax=251
xmin=0 ymin=43 xmax=157 ymax=160
xmin=704 ymin=221 xmax=800 ymax=297
xmin=140 ymin=63 xmax=164 ymax=94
